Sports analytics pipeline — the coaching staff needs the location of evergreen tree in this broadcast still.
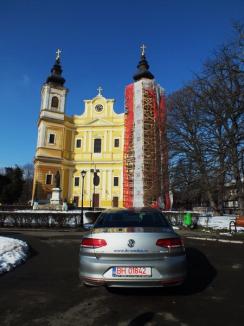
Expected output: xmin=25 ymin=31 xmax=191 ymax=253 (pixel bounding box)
xmin=0 ymin=166 xmax=24 ymax=204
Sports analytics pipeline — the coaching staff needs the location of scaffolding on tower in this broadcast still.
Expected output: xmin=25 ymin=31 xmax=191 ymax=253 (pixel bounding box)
xmin=123 ymin=80 xmax=171 ymax=209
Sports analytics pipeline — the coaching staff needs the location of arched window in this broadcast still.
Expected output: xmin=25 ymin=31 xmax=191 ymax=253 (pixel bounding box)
xmin=51 ymin=96 xmax=59 ymax=109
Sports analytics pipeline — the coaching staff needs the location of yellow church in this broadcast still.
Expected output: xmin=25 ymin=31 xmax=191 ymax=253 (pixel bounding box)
xmin=33 ymin=50 xmax=124 ymax=208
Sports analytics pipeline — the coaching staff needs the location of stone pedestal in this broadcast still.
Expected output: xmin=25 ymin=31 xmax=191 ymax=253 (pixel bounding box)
xmin=50 ymin=188 xmax=62 ymax=205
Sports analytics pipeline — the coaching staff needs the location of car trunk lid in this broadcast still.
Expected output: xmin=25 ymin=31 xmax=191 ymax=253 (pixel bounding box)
xmin=87 ymin=227 xmax=184 ymax=260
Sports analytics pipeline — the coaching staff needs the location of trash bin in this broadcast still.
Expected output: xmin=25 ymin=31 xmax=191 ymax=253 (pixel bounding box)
xmin=183 ymin=212 xmax=192 ymax=227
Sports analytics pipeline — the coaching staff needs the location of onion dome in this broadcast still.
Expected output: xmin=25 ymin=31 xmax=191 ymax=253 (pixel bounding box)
xmin=46 ymin=49 xmax=65 ymax=86
xmin=133 ymin=45 xmax=154 ymax=81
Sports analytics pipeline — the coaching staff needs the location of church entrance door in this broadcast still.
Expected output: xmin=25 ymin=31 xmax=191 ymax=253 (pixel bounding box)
xmin=112 ymin=196 xmax=119 ymax=207
xmin=73 ymin=196 xmax=79 ymax=207
xmin=93 ymin=194 xmax=99 ymax=208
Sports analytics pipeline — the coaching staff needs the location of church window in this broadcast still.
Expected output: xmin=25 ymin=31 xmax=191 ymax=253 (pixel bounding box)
xmin=114 ymin=139 xmax=119 ymax=147
xmin=94 ymin=138 xmax=101 ymax=153
xmin=51 ymin=96 xmax=59 ymax=109
xmin=74 ymin=177 xmax=80 ymax=187
xmin=76 ymin=139 xmax=81 ymax=148
xmin=48 ymin=133 xmax=55 ymax=144
xmin=46 ymin=174 xmax=52 ymax=185
xmin=114 ymin=177 xmax=119 ymax=186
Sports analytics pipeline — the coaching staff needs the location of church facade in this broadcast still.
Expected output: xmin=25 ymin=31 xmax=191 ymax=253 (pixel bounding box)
xmin=33 ymin=51 xmax=124 ymax=208
xmin=32 ymin=48 xmax=170 ymax=209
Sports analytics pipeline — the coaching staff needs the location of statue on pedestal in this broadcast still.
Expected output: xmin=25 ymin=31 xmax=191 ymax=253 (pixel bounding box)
xmin=55 ymin=171 xmax=60 ymax=188
xmin=50 ymin=170 xmax=62 ymax=206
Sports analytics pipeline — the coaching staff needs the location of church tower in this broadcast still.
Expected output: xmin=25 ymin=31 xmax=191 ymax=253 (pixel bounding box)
xmin=39 ymin=49 xmax=68 ymax=119
xmin=33 ymin=50 xmax=70 ymax=202
xmin=123 ymin=45 xmax=170 ymax=209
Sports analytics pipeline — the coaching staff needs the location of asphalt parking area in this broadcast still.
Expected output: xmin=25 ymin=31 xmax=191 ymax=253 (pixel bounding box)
xmin=0 ymin=230 xmax=243 ymax=326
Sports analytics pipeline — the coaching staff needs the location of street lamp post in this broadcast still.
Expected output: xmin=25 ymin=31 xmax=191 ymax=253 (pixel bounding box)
xmin=81 ymin=170 xmax=86 ymax=227
xmin=92 ymin=168 xmax=100 ymax=210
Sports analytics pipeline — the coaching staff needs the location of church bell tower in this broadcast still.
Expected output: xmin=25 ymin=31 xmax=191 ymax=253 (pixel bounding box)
xmin=123 ymin=45 xmax=170 ymax=209
xmin=33 ymin=50 xmax=69 ymax=202
xmin=40 ymin=49 xmax=68 ymax=120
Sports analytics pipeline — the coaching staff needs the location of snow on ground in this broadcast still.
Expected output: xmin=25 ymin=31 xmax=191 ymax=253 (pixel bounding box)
xmin=166 ymin=211 xmax=244 ymax=232
xmin=0 ymin=236 xmax=29 ymax=274
xmin=197 ymin=215 xmax=244 ymax=232
xmin=197 ymin=215 xmax=235 ymax=229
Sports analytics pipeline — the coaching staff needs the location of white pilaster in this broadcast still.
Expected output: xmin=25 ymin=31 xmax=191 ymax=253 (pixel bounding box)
xmin=37 ymin=123 xmax=46 ymax=147
xmin=109 ymin=131 xmax=112 ymax=152
xmin=88 ymin=131 xmax=92 ymax=153
xmin=60 ymin=95 xmax=64 ymax=113
xmin=68 ymin=169 xmax=73 ymax=201
xmin=102 ymin=170 xmax=106 ymax=198
xmin=108 ymin=169 xmax=112 ymax=202
xmin=84 ymin=131 xmax=87 ymax=152
xmin=104 ymin=130 xmax=107 ymax=152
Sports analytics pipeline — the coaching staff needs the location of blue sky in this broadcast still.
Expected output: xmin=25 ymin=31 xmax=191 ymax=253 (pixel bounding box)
xmin=0 ymin=0 xmax=243 ymax=168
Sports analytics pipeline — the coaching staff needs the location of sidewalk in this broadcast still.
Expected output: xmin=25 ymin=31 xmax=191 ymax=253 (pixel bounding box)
xmin=176 ymin=227 xmax=244 ymax=244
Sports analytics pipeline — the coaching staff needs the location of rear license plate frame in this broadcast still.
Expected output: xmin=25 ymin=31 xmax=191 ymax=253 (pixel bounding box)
xmin=112 ymin=266 xmax=152 ymax=278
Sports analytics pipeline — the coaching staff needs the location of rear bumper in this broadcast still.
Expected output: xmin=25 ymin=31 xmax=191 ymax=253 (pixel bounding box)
xmin=79 ymin=255 xmax=187 ymax=288
xmin=81 ymin=276 xmax=185 ymax=288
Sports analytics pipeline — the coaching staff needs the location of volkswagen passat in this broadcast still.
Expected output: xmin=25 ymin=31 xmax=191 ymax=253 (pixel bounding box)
xmin=79 ymin=208 xmax=187 ymax=288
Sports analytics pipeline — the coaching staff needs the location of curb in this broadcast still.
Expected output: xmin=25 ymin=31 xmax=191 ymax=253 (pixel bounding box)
xmin=186 ymin=236 xmax=244 ymax=244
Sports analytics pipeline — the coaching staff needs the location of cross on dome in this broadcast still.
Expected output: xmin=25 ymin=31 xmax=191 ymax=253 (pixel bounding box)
xmin=140 ymin=44 xmax=146 ymax=56
xmin=56 ymin=49 xmax=62 ymax=61
xmin=97 ymin=86 xmax=103 ymax=96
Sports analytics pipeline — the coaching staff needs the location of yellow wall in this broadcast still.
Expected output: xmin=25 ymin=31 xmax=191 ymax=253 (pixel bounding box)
xmin=34 ymin=93 xmax=124 ymax=208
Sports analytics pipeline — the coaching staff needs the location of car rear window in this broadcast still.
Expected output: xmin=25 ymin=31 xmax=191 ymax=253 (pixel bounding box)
xmin=94 ymin=211 xmax=170 ymax=228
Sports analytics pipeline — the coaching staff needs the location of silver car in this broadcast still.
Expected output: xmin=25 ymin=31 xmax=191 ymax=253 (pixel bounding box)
xmin=79 ymin=208 xmax=187 ymax=288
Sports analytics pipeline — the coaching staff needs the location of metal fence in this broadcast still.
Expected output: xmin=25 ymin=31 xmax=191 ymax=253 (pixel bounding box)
xmin=0 ymin=210 xmax=203 ymax=229
xmin=163 ymin=211 xmax=201 ymax=227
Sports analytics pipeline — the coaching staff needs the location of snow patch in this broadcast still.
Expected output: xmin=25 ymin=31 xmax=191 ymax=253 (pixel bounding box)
xmin=194 ymin=215 xmax=244 ymax=232
xmin=0 ymin=236 xmax=29 ymax=274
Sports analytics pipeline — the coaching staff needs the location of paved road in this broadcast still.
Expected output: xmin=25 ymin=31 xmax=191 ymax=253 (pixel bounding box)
xmin=0 ymin=229 xmax=243 ymax=326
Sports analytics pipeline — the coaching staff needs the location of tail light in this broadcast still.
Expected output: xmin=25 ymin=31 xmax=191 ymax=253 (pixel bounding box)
xmin=156 ymin=238 xmax=183 ymax=248
xmin=81 ymin=238 xmax=107 ymax=248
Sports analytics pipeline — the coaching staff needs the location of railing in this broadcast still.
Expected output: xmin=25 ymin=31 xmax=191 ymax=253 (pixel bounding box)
xmin=0 ymin=211 xmax=83 ymax=228
xmin=163 ymin=211 xmax=201 ymax=227
xmin=0 ymin=205 xmax=32 ymax=211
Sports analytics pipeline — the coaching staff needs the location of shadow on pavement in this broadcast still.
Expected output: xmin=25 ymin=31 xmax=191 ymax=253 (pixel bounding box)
xmin=128 ymin=312 xmax=154 ymax=326
xmin=107 ymin=247 xmax=217 ymax=296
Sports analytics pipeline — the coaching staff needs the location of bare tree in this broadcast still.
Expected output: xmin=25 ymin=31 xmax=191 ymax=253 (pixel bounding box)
xmin=19 ymin=163 xmax=34 ymax=204
xmin=167 ymin=24 xmax=244 ymax=213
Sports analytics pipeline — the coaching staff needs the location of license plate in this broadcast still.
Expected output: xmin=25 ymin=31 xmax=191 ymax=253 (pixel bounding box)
xmin=112 ymin=266 xmax=151 ymax=277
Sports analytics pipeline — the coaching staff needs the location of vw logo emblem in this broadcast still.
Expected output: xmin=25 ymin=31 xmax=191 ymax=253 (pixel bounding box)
xmin=128 ymin=239 xmax=135 ymax=248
